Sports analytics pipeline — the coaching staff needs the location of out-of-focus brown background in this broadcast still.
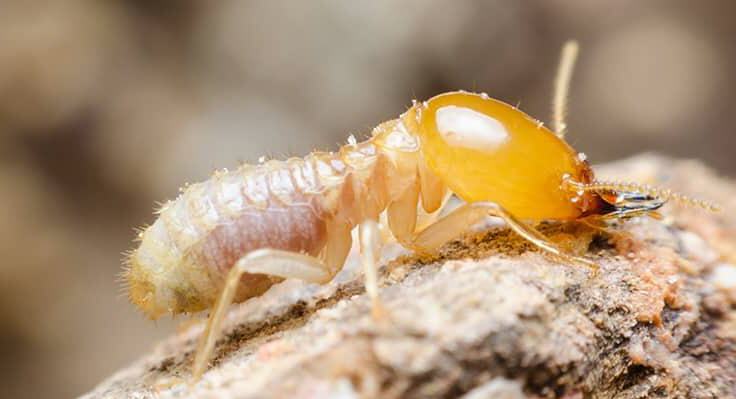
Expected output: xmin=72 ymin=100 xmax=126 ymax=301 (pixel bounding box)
xmin=1 ymin=1 xmax=734 ymax=397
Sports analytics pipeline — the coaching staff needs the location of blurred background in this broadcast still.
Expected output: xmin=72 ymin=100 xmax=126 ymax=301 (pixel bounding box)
xmin=1 ymin=1 xmax=734 ymax=397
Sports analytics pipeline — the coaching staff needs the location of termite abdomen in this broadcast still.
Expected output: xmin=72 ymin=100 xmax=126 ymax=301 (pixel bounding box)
xmin=125 ymin=159 xmax=335 ymax=318
xmin=125 ymin=143 xmax=403 ymax=319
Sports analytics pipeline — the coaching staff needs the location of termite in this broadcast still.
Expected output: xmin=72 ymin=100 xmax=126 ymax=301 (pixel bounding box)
xmin=123 ymin=40 xmax=719 ymax=382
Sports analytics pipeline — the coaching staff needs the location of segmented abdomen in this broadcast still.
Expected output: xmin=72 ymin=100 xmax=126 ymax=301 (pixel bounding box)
xmin=126 ymin=145 xmax=393 ymax=318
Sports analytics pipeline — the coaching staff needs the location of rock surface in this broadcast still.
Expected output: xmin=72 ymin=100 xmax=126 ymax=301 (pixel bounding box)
xmin=82 ymin=155 xmax=736 ymax=399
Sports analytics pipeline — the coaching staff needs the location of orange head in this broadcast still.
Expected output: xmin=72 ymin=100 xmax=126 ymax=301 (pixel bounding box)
xmin=403 ymin=91 xmax=602 ymax=220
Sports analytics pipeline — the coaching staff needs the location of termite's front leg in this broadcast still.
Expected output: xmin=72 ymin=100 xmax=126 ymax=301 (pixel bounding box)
xmin=191 ymin=249 xmax=335 ymax=382
xmin=408 ymin=201 xmax=598 ymax=270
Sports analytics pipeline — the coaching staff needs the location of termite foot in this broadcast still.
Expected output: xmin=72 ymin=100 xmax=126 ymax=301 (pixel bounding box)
xmin=370 ymin=299 xmax=392 ymax=328
xmin=572 ymin=257 xmax=600 ymax=276
xmin=154 ymin=376 xmax=187 ymax=392
xmin=545 ymin=252 xmax=599 ymax=276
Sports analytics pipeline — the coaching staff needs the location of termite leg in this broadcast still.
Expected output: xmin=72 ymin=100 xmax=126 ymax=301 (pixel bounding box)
xmin=417 ymin=155 xmax=451 ymax=230
xmin=191 ymin=249 xmax=334 ymax=383
xmin=409 ymin=201 xmax=598 ymax=271
xmin=418 ymin=155 xmax=447 ymax=213
xmin=359 ymin=220 xmax=388 ymax=322
xmin=387 ymin=181 xmax=420 ymax=245
xmin=415 ymin=191 xmax=454 ymax=232
xmin=192 ymin=220 xmax=386 ymax=382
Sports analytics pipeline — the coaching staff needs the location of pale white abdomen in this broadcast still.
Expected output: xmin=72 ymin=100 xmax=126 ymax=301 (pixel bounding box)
xmin=125 ymin=141 xmax=405 ymax=318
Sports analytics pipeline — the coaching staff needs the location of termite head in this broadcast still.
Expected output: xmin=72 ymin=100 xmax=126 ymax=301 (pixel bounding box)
xmin=561 ymin=176 xmax=721 ymax=219
xmin=402 ymin=91 xmax=604 ymax=220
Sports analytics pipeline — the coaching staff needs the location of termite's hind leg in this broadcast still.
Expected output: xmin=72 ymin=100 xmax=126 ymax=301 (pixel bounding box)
xmin=359 ymin=220 xmax=389 ymax=322
xmin=409 ymin=201 xmax=598 ymax=271
xmin=191 ymin=249 xmax=334 ymax=383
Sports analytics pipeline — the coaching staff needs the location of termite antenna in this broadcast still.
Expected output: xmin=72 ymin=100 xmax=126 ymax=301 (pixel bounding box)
xmin=568 ymin=178 xmax=721 ymax=212
xmin=552 ymin=40 xmax=579 ymax=139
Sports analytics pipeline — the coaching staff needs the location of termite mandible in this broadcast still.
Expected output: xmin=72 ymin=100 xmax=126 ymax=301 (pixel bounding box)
xmin=122 ymin=40 xmax=719 ymax=382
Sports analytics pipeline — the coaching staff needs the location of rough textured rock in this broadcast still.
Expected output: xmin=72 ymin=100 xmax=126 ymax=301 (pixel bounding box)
xmin=82 ymin=155 xmax=736 ymax=399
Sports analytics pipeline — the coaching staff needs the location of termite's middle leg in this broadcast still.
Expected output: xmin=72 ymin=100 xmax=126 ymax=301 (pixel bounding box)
xmin=358 ymin=219 xmax=387 ymax=321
